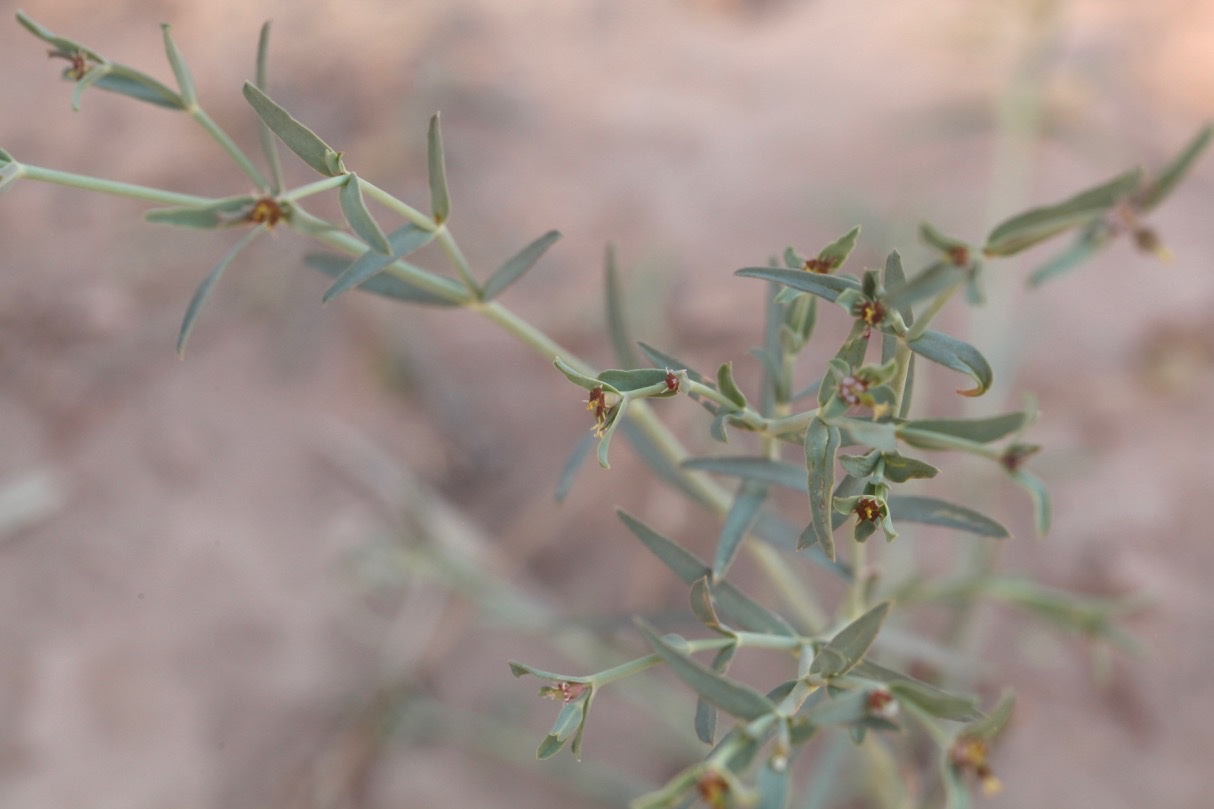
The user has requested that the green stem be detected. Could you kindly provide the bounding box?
[435,224,480,293]
[357,178,435,230]
[476,299,594,374]
[761,408,819,439]
[17,163,217,207]
[281,174,348,202]
[890,340,914,417]
[847,536,868,618]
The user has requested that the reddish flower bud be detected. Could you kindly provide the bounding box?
[948,244,970,267]
[853,497,885,523]
[866,688,899,720]
[803,257,838,274]
[696,772,731,809]
[247,197,285,227]
[951,736,1002,797]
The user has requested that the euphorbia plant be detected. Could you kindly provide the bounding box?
[2,11,1208,808]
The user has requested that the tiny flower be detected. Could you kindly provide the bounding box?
[696,771,731,809]
[854,298,886,331]
[538,680,587,703]
[838,374,869,406]
[834,492,898,542]
[948,244,971,267]
[1133,226,1173,262]
[664,369,679,393]
[585,385,617,438]
[48,48,94,81]
[951,735,1003,797]
[854,496,885,523]
[803,256,840,273]
[1000,442,1040,473]
[866,688,899,720]
[247,196,285,227]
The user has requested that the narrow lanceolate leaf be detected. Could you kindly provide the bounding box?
[736,267,861,302]
[160,24,196,107]
[146,196,258,229]
[305,252,465,307]
[618,510,794,636]
[553,357,609,392]
[427,112,451,223]
[598,367,676,393]
[1136,123,1213,212]
[1010,468,1051,536]
[907,330,992,397]
[886,496,1009,539]
[636,342,709,386]
[619,510,706,583]
[682,457,807,492]
[883,260,965,311]
[809,601,891,679]
[255,22,284,194]
[554,431,595,503]
[833,417,898,452]
[177,227,264,356]
[90,65,185,111]
[804,417,841,560]
[339,174,391,254]
[695,644,737,744]
[537,699,586,759]
[636,620,777,720]
[899,412,1028,446]
[919,222,970,256]
[713,481,767,579]
[964,691,1015,741]
[16,12,98,57]
[716,362,749,409]
[852,660,982,721]
[323,222,437,302]
[482,230,561,301]
[1028,225,1108,288]
[604,246,639,368]
[756,758,792,809]
[879,452,939,482]
[816,224,861,270]
[243,82,343,176]
[984,169,1142,256]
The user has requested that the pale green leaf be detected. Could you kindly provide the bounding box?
[984,169,1142,256]
[736,267,861,302]
[637,620,777,720]
[804,416,840,559]
[483,230,561,300]
[907,330,993,397]
[177,227,264,356]
[887,495,1009,538]
[322,223,436,302]
[427,112,450,223]
[305,252,464,307]
[338,173,391,254]
[713,481,767,579]
[810,601,891,678]
[243,82,342,176]
[160,24,196,107]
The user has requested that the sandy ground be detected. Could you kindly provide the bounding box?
[1,0,1213,807]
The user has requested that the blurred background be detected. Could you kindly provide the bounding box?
[1,0,1212,806]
